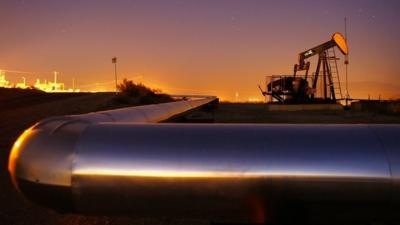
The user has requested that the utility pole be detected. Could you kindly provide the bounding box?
[54,71,58,84]
[112,57,118,94]
[344,17,350,107]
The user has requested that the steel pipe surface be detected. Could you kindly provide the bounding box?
[71,96,217,123]
[8,122,400,223]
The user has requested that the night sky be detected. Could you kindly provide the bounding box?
[1,0,400,100]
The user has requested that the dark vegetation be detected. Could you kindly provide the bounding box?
[113,78,173,105]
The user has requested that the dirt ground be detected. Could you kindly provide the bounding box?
[1,91,400,225]
[169,103,400,124]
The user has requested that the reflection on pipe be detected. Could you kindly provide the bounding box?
[73,168,389,179]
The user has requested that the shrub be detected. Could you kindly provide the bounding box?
[114,78,173,105]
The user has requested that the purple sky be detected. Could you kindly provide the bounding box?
[1,0,400,100]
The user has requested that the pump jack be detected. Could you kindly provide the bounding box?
[260,32,349,104]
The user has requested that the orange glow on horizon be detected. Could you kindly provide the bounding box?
[2,1,400,101]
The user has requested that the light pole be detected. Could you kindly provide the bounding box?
[112,57,118,94]
[54,71,58,84]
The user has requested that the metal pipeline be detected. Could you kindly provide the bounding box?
[8,111,400,223]
[7,94,400,223]
[9,96,217,186]
[63,96,217,123]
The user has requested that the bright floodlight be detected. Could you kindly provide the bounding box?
[332,32,348,55]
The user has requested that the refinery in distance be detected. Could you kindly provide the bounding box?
[0,69,79,93]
